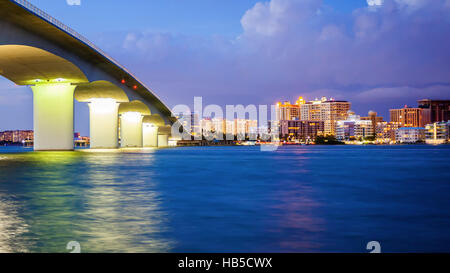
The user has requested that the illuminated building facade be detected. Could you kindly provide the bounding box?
[375,122,401,143]
[0,130,34,143]
[300,97,324,121]
[278,96,350,136]
[275,97,305,121]
[198,118,258,139]
[425,121,449,145]
[361,111,383,136]
[320,100,351,136]
[0,131,12,142]
[418,99,450,124]
[336,113,373,141]
[211,118,227,135]
[74,133,90,147]
[396,127,426,143]
[233,119,258,139]
[280,120,324,141]
[390,106,425,127]
[201,118,213,136]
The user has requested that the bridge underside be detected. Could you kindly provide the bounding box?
[0,45,171,150]
[0,45,88,85]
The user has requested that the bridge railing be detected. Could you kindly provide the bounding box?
[11,0,134,76]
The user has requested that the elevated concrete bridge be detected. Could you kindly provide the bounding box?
[0,0,176,150]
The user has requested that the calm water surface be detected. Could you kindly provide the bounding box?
[0,145,449,252]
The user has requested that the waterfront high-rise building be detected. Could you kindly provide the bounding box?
[390,106,425,127]
[361,111,383,137]
[275,97,305,121]
[424,121,449,145]
[298,97,351,136]
[418,99,450,124]
[233,119,258,139]
[396,127,426,143]
[336,112,374,141]
[199,118,258,140]
[299,97,324,121]
[320,100,351,136]
[375,122,401,143]
[280,120,324,141]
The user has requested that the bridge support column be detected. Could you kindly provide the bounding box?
[142,124,158,147]
[157,134,169,147]
[31,83,75,151]
[88,99,119,149]
[120,112,143,148]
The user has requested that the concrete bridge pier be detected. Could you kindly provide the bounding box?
[157,125,171,148]
[31,83,76,151]
[143,124,158,147]
[142,114,165,147]
[88,98,120,149]
[74,81,129,149]
[120,112,144,148]
[118,101,151,148]
[157,135,169,147]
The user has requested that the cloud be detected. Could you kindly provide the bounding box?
[367,0,384,6]
[66,0,81,6]
[356,85,450,101]
[95,0,450,117]
[240,0,321,36]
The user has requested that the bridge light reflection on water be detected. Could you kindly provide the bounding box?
[0,149,172,252]
[1,145,450,252]
[0,194,29,252]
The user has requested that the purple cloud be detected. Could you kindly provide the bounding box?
[96,0,450,119]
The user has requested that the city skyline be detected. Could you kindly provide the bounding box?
[1,0,450,136]
[3,97,447,145]
[0,93,447,133]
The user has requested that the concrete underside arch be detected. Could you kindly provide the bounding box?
[143,114,165,127]
[74,80,129,102]
[0,44,88,85]
[118,100,152,116]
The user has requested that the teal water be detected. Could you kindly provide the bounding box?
[0,145,449,253]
